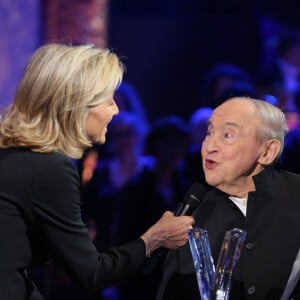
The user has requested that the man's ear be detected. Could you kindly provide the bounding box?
[258,139,281,166]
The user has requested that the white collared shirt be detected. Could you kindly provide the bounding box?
[229,196,248,216]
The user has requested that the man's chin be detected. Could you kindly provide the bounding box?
[205,177,219,188]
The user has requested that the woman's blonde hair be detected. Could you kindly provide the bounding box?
[0,43,124,159]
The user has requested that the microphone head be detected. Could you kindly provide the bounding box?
[182,182,207,213]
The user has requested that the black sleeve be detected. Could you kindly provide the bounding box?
[30,154,146,292]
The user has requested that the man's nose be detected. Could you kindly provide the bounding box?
[203,135,218,153]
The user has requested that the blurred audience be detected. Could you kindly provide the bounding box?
[188,107,213,152]
[184,107,212,186]
[280,86,300,173]
[255,25,300,112]
[218,80,256,104]
[200,62,253,108]
[280,128,300,174]
[114,81,150,143]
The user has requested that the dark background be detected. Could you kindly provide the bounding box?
[2,0,300,121]
[108,0,300,121]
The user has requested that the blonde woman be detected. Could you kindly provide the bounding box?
[0,43,194,300]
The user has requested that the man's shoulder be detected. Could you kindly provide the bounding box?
[277,168,300,183]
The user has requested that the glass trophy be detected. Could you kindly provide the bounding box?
[188,227,247,300]
[188,228,215,300]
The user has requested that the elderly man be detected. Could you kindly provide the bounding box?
[157,97,300,300]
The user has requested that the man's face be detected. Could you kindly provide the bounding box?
[201,99,265,193]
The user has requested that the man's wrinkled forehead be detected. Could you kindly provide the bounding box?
[214,99,256,119]
[207,119,240,129]
[208,99,258,130]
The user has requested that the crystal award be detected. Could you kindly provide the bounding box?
[188,227,247,300]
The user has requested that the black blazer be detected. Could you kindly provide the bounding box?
[0,148,146,300]
[157,166,300,300]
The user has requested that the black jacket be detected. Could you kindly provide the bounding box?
[157,166,300,300]
[0,148,146,300]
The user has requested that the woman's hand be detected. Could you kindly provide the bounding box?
[140,211,194,257]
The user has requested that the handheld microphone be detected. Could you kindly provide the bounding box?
[139,182,207,275]
[174,182,208,216]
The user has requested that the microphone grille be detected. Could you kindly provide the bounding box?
[183,182,207,209]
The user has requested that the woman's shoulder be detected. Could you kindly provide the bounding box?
[0,147,76,171]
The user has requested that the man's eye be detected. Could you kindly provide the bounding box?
[224,132,232,138]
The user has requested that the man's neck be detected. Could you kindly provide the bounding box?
[217,179,256,198]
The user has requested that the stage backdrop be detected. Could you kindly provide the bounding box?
[0,0,40,109]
